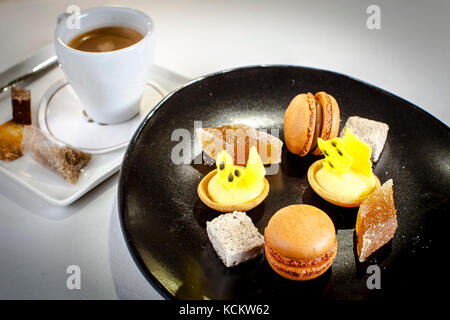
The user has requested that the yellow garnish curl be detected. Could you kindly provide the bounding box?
[318,128,373,177]
[343,128,373,177]
[215,146,266,190]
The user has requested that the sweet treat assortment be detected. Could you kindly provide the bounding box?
[197,90,397,279]
[0,87,91,184]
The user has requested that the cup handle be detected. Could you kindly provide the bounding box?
[57,5,81,28]
[56,12,70,26]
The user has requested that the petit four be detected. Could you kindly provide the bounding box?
[307,128,381,207]
[284,92,340,156]
[11,87,32,125]
[0,87,32,161]
[356,179,397,262]
[0,120,25,161]
[340,116,389,162]
[197,147,269,212]
[22,126,92,184]
[264,204,337,280]
[197,123,283,165]
[206,211,264,267]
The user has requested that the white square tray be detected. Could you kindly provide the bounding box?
[0,54,189,206]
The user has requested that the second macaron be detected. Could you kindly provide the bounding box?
[264,204,337,280]
[284,92,340,156]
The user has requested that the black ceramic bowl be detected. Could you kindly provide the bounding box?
[118,65,450,300]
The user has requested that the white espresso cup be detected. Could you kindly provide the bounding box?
[55,7,155,124]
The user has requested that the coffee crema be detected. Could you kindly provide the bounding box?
[68,26,144,52]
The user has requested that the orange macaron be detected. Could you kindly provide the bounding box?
[284,91,340,156]
[264,204,337,280]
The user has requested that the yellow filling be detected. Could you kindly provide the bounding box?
[315,128,376,200]
[316,166,376,200]
[208,173,264,205]
[207,147,266,205]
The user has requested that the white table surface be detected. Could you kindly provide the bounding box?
[0,0,448,299]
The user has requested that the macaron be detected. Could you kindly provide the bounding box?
[284,91,340,156]
[264,204,337,280]
[310,92,340,155]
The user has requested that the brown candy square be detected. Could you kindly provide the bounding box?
[11,87,32,125]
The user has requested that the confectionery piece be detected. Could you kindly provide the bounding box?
[284,91,340,156]
[11,87,32,125]
[0,120,25,161]
[197,123,283,165]
[284,93,316,156]
[356,179,397,262]
[307,129,380,207]
[340,116,389,162]
[317,134,353,175]
[198,146,269,212]
[0,87,33,161]
[206,211,264,267]
[310,92,341,155]
[21,126,92,184]
[264,204,337,280]
[320,128,373,177]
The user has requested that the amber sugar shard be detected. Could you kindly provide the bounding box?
[196,124,283,166]
[356,179,397,262]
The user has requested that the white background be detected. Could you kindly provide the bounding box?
[0,0,448,299]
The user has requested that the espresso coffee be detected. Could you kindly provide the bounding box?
[68,26,144,52]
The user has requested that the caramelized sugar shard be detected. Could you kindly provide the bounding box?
[0,120,25,161]
[196,124,283,166]
[356,179,397,262]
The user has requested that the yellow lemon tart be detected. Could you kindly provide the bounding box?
[307,128,380,207]
[197,146,269,212]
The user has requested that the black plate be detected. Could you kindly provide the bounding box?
[118,65,449,300]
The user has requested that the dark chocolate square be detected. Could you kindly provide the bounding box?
[11,87,32,125]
